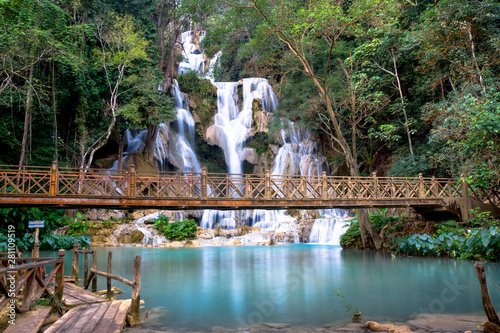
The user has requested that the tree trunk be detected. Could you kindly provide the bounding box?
[117,132,124,172]
[144,125,159,162]
[19,66,34,167]
[52,61,58,162]
[474,261,500,325]
[357,208,383,249]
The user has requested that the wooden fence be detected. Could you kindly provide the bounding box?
[0,163,498,209]
[0,250,65,312]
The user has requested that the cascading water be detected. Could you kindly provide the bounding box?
[116,27,351,244]
[178,30,206,75]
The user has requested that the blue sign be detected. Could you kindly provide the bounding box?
[28,220,45,228]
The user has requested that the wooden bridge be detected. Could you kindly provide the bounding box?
[0,163,499,219]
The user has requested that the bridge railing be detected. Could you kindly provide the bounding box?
[0,163,498,206]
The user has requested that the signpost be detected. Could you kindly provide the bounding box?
[29,220,45,258]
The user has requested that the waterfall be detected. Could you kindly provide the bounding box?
[115,27,350,244]
[308,219,351,245]
[178,30,206,75]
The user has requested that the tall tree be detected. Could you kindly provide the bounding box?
[224,0,400,248]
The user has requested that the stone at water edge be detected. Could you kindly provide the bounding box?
[364,321,414,333]
[96,286,124,296]
[228,239,241,245]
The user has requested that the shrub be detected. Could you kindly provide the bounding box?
[162,219,198,241]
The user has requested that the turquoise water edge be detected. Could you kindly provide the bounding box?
[50,245,500,331]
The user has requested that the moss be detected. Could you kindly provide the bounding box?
[244,132,271,155]
[195,130,227,173]
[177,71,217,130]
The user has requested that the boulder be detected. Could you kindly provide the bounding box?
[206,125,223,148]
[116,229,144,244]
[240,147,258,165]
[364,321,414,333]
[228,239,241,245]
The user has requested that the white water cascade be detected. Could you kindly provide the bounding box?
[116,28,350,244]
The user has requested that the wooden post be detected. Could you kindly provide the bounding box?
[129,164,136,198]
[83,252,89,288]
[55,249,65,301]
[92,251,97,292]
[188,173,193,198]
[461,173,469,199]
[431,176,437,197]
[265,170,271,200]
[201,167,207,199]
[419,173,425,198]
[244,174,250,198]
[72,241,79,283]
[32,227,39,258]
[131,255,142,323]
[372,172,379,198]
[49,160,58,196]
[21,266,36,311]
[474,262,500,325]
[107,251,112,300]
[347,177,353,198]
[322,171,327,200]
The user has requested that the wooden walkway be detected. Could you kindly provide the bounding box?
[45,300,131,333]
[0,163,498,213]
[4,306,51,333]
[62,283,107,307]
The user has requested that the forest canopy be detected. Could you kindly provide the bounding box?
[0,0,498,188]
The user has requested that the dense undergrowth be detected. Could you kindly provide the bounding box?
[340,209,500,261]
[152,215,198,241]
[0,208,91,252]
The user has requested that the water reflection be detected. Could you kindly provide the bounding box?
[43,245,500,331]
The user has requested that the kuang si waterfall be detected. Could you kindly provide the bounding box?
[115,28,351,245]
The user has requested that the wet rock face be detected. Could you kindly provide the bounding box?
[116,228,144,244]
[299,219,315,242]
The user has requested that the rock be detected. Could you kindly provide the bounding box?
[96,286,123,296]
[364,321,414,333]
[183,240,199,247]
[298,219,315,242]
[220,229,234,238]
[198,231,214,239]
[129,210,160,220]
[252,110,272,133]
[240,147,258,165]
[170,241,184,247]
[116,229,144,244]
[206,125,223,147]
[228,239,241,245]
[262,323,290,329]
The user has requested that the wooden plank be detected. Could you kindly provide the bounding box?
[62,294,82,306]
[64,283,107,304]
[4,306,51,333]
[80,302,112,333]
[93,300,125,333]
[70,303,105,332]
[44,305,90,333]
[109,299,132,333]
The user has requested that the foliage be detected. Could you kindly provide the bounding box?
[0,232,90,252]
[152,215,172,235]
[333,289,361,320]
[340,211,404,249]
[154,217,198,241]
[0,208,71,236]
[395,226,500,261]
[244,132,271,155]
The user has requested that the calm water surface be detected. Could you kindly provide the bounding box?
[55,245,500,331]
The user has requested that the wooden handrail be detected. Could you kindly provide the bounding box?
[83,250,142,323]
[0,163,498,209]
[0,250,65,312]
[89,268,133,287]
